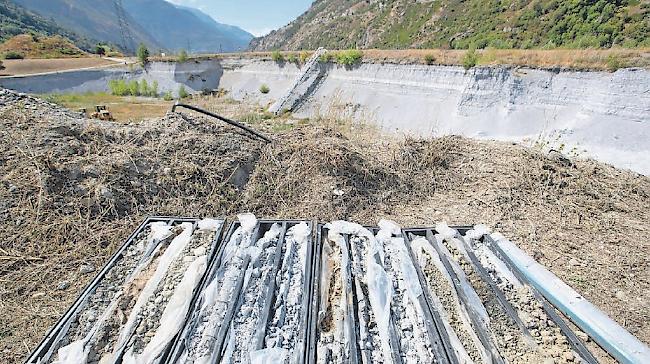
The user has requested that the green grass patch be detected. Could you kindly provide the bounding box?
[335,49,363,65]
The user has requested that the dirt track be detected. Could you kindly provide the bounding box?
[0,57,123,77]
[0,89,648,363]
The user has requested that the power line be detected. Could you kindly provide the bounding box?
[114,0,135,55]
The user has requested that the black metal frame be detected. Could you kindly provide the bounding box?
[25,216,224,364]
[26,219,600,364]
[403,228,505,364]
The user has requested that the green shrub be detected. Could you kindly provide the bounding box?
[286,53,298,64]
[336,49,363,66]
[177,49,188,62]
[163,91,173,101]
[424,54,436,65]
[259,84,270,94]
[318,52,334,63]
[462,48,479,70]
[271,50,284,62]
[178,85,189,99]
[139,79,150,96]
[3,51,24,60]
[606,54,622,72]
[128,80,139,96]
[137,43,149,66]
[108,79,159,97]
[108,79,129,96]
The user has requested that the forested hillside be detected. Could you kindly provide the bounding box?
[251,0,650,50]
[0,0,90,49]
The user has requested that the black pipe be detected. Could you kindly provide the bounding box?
[172,102,271,143]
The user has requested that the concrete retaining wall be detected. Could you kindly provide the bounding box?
[218,60,650,175]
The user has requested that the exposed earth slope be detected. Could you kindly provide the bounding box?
[251,0,650,50]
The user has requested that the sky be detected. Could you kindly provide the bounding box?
[165,0,313,37]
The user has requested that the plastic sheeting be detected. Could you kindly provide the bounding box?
[250,347,288,364]
[326,220,393,362]
[110,222,195,361]
[123,256,208,364]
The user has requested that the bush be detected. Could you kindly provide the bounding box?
[286,53,298,64]
[336,49,363,65]
[606,54,622,72]
[178,85,189,99]
[462,48,479,70]
[108,79,158,97]
[108,79,130,96]
[95,45,106,56]
[424,54,436,65]
[150,81,158,97]
[177,49,188,62]
[259,84,270,94]
[137,43,149,66]
[128,80,139,96]
[3,51,24,60]
[163,91,173,101]
[271,50,284,62]
[318,52,334,63]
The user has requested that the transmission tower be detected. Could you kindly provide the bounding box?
[114,0,135,55]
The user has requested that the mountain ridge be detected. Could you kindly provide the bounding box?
[9,0,253,54]
[251,0,650,51]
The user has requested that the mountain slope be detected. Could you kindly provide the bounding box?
[123,0,253,52]
[0,0,91,49]
[173,4,253,47]
[251,0,650,50]
[11,0,162,52]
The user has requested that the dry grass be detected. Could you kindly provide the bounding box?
[187,48,650,71]
[0,34,85,59]
[43,93,174,123]
[363,48,650,70]
[0,91,648,363]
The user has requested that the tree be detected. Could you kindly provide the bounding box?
[178,49,188,62]
[95,44,106,56]
[137,43,150,66]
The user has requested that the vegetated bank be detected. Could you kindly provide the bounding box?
[0,89,648,363]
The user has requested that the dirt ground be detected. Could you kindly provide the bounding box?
[0,89,648,363]
[0,57,122,77]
